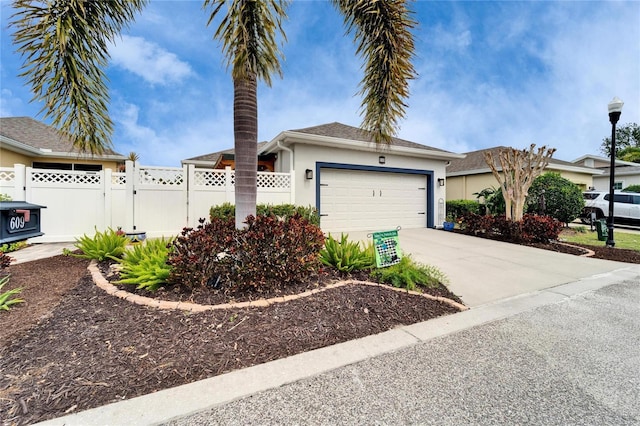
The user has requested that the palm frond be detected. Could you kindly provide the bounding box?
[10,0,148,155]
[205,0,288,85]
[333,0,417,144]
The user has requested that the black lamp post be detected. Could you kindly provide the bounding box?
[606,96,624,248]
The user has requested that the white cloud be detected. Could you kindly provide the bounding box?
[108,35,193,85]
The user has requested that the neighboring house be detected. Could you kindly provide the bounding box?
[184,122,464,232]
[572,154,640,191]
[0,117,126,170]
[446,146,602,201]
[183,142,276,171]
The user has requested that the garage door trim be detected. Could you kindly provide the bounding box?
[315,162,435,228]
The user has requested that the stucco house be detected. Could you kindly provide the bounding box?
[184,122,464,232]
[0,117,126,170]
[446,146,601,202]
[572,154,640,191]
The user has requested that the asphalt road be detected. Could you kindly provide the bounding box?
[166,279,640,426]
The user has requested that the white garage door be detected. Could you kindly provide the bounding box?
[319,168,427,233]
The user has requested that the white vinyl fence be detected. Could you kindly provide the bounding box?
[0,162,293,242]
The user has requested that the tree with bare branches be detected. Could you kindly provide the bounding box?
[483,144,556,221]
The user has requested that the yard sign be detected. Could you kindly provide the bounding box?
[372,229,402,268]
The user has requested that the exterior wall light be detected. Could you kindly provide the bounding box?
[305,169,313,180]
[379,156,386,164]
[438,178,445,187]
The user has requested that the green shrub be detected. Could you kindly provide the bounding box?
[116,238,174,291]
[474,187,505,215]
[0,194,11,201]
[371,256,448,291]
[623,184,640,193]
[71,227,129,261]
[320,233,375,273]
[526,173,584,224]
[169,215,325,292]
[0,241,28,254]
[209,202,236,221]
[209,203,320,226]
[446,200,480,220]
[0,275,24,311]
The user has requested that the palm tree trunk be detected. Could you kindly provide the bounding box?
[233,74,258,229]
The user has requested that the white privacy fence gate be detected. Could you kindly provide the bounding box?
[0,162,293,243]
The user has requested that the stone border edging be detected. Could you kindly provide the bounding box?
[555,242,595,257]
[88,261,468,313]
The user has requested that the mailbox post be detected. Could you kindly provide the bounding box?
[0,201,47,244]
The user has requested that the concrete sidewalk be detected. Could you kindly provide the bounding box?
[33,229,640,426]
[6,242,76,264]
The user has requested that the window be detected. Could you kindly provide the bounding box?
[613,182,623,190]
[33,162,102,171]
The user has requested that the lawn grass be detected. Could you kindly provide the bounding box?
[561,227,640,252]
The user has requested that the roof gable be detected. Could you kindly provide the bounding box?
[0,116,123,157]
[289,122,449,153]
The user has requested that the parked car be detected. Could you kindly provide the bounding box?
[580,191,640,225]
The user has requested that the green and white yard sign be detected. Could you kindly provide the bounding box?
[372,229,402,268]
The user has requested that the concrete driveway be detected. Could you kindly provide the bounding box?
[348,228,630,307]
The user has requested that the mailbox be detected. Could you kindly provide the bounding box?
[0,201,47,244]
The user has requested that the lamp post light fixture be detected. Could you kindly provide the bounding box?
[606,96,624,248]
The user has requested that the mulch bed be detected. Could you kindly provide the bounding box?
[1,235,637,425]
[0,256,461,426]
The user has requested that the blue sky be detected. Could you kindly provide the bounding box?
[1,0,639,166]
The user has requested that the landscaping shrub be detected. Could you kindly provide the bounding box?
[623,184,640,193]
[209,203,320,226]
[459,213,562,244]
[116,238,174,291]
[371,256,448,291]
[526,173,584,224]
[446,200,480,220]
[0,275,24,311]
[168,215,324,292]
[0,252,12,270]
[320,233,375,273]
[0,194,11,201]
[474,187,505,215]
[168,217,236,289]
[521,214,564,243]
[0,241,28,254]
[458,212,496,235]
[70,227,129,261]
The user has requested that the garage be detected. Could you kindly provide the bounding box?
[318,166,429,232]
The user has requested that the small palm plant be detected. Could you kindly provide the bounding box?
[0,275,24,311]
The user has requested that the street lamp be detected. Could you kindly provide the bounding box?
[606,96,624,248]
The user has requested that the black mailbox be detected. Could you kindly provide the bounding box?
[0,201,47,244]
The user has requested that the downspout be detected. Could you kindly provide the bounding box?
[276,140,295,204]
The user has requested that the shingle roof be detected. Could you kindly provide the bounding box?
[184,122,454,163]
[447,146,588,174]
[289,122,449,153]
[0,116,123,156]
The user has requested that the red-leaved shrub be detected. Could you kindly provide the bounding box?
[168,214,325,292]
[459,213,562,244]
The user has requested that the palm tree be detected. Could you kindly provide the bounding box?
[10,0,416,228]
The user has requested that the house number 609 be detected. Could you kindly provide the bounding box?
[9,216,25,230]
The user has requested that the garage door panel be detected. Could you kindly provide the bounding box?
[320,168,427,232]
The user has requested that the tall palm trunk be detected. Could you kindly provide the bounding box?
[233,74,258,229]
